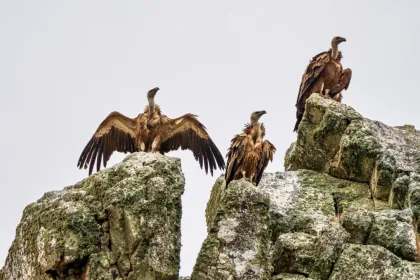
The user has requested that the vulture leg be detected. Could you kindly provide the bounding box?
[320,82,324,96]
[241,170,252,183]
[333,93,343,103]
[249,173,257,185]
[315,81,329,99]
[151,136,161,152]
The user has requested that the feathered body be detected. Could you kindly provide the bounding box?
[78,88,225,175]
[225,112,276,187]
[294,37,352,131]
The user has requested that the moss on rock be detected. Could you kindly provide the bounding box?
[0,152,184,280]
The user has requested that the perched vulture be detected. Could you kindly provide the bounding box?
[225,111,276,187]
[294,36,352,132]
[78,87,225,175]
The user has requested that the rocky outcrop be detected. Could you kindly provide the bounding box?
[192,94,420,280]
[3,94,420,280]
[194,171,420,279]
[285,94,420,210]
[0,152,184,280]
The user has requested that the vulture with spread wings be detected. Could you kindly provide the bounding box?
[225,111,276,187]
[78,87,225,175]
[294,36,352,132]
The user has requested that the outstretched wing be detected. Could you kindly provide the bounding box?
[160,114,225,175]
[296,51,331,106]
[77,111,138,175]
[255,140,276,186]
[225,134,252,187]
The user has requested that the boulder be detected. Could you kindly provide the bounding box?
[0,152,184,280]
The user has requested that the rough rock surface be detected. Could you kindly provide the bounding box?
[0,152,184,280]
[194,171,419,280]
[191,95,420,280]
[285,94,420,212]
[3,94,420,280]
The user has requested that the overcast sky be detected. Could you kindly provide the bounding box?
[1,0,420,276]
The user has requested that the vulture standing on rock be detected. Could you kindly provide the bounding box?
[225,111,276,187]
[77,87,225,175]
[294,36,352,132]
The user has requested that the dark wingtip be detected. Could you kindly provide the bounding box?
[77,138,95,170]
[210,139,226,171]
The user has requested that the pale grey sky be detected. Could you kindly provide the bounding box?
[1,0,419,276]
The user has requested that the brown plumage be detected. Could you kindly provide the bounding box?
[225,111,276,187]
[78,87,225,175]
[294,36,352,132]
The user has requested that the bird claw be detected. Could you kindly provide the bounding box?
[323,93,333,99]
[243,177,257,186]
[317,92,330,99]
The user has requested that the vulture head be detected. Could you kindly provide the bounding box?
[250,110,267,123]
[147,87,160,100]
[331,36,346,47]
[147,87,159,114]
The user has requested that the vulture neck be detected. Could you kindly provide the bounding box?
[331,44,340,60]
[148,98,155,116]
[251,121,262,142]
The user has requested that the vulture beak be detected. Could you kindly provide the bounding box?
[147,87,160,99]
[339,37,346,43]
[259,110,267,116]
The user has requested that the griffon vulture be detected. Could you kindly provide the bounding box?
[294,36,352,132]
[225,111,276,187]
[77,87,225,175]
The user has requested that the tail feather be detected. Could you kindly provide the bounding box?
[293,113,303,132]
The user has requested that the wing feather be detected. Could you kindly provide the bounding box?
[255,140,276,186]
[296,51,331,106]
[160,114,225,175]
[225,134,251,187]
[78,111,139,175]
[330,68,352,97]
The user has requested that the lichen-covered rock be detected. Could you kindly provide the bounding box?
[189,95,420,280]
[340,207,418,262]
[272,232,317,275]
[4,94,420,280]
[329,244,420,280]
[194,170,409,280]
[285,94,420,205]
[340,209,373,244]
[0,152,184,280]
[205,176,225,233]
[192,179,272,280]
[272,273,314,280]
[196,169,420,278]
[366,209,417,261]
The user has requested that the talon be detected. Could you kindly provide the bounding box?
[318,93,330,99]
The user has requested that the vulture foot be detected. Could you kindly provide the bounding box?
[318,92,331,99]
[243,177,252,183]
